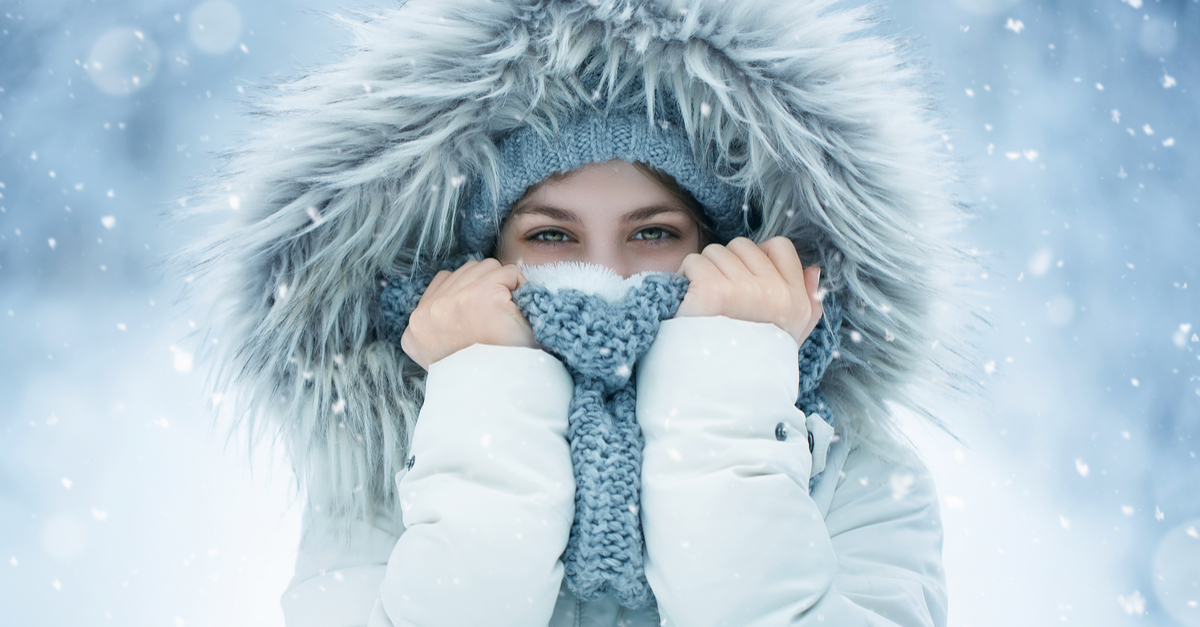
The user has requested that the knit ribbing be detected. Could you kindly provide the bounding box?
[459,111,746,253]
[379,262,842,610]
[514,272,687,608]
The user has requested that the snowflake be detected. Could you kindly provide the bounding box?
[1117,591,1146,615]
[890,473,914,500]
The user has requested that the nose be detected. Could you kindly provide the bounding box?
[579,242,631,278]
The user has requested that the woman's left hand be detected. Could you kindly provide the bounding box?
[675,236,824,347]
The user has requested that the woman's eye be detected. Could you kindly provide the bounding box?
[532,230,569,243]
[633,227,670,241]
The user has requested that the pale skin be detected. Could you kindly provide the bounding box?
[400,160,825,369]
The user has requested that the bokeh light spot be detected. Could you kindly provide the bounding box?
[86,28,161,96]
[189,1,244,55]
[1153,519,1200,626]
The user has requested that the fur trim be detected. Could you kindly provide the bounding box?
[521,262,651,301]
[184,0,983,530]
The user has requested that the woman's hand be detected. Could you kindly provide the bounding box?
[400,259,535,370]
[675,236,823,347]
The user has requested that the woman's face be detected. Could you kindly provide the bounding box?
[495,160,703,278]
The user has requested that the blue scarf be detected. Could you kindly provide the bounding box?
[380,262,842,610]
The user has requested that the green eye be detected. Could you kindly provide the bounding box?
[533,230,568,243]
[634,227,667,241]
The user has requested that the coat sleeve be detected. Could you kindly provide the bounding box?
[367,343,577,627]
[637,316,947,627]
[280,505,400,627]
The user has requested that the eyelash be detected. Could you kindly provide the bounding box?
[527,229,573,245]
[526,226,680,246]
[630,227,675,242]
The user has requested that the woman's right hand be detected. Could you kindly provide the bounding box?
[400,259,535,370]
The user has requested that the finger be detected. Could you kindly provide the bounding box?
[726,237,778,278]
[676,253,726,317]
[700,242,755,283]
[422,269,454,300]
[440,258,500,294]
[760,237,806,288]
[798,302,824,345]
[797,266,824,342]
[484,263,527,293]
[804,265,822,300]
[430,259,477,295]
[677,251,722,283]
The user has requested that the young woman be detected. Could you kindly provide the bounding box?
[194,1,980,625]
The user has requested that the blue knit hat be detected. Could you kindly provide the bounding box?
[459,110,747,253]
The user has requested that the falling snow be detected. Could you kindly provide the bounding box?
[1118,590,1147,615]
[0,2,1195,627]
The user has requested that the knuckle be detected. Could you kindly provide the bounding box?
[771,239,796,257]
[679,252,707,275]
[727,237,752,251]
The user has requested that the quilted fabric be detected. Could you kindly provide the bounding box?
[380,262,842,609]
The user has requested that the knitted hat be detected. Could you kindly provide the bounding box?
[459,110,747,253]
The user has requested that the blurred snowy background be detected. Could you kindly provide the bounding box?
[1,0,1196,625]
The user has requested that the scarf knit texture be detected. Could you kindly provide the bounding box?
[380,263,842,610]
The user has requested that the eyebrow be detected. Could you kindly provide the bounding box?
[619,205,688,224]
[509,204,687,224]
[509,205,580,223]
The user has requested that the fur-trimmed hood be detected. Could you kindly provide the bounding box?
[188,0,981,529]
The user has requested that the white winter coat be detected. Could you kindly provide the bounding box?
[188,1,980,625]
[280,317,946,627]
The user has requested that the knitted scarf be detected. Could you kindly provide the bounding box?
[380,261,842,610]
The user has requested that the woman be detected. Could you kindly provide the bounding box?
[193,1,980,625]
